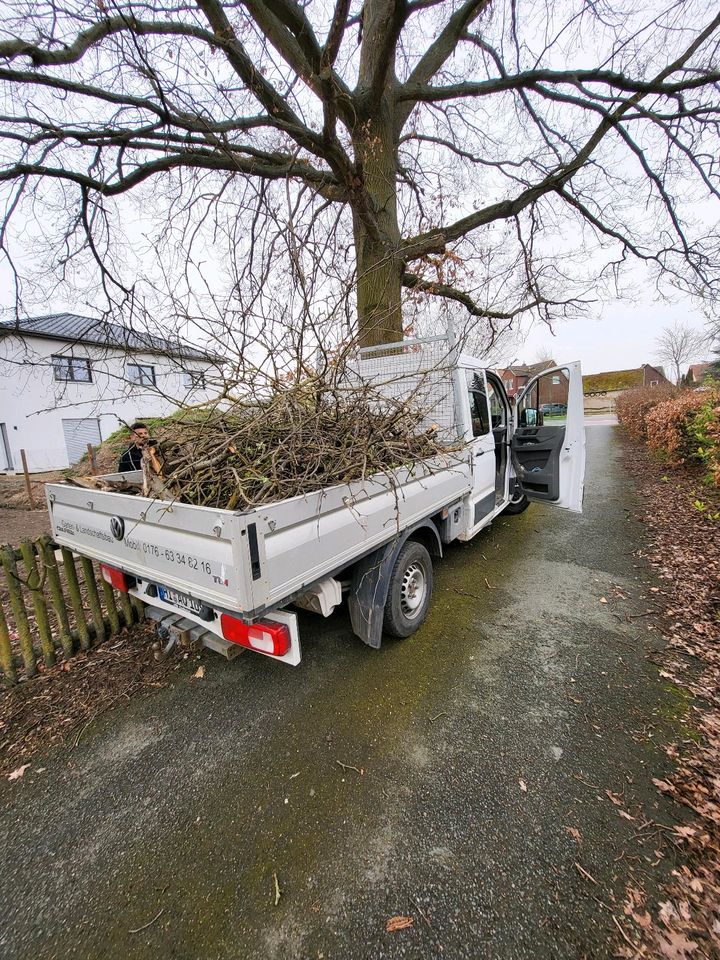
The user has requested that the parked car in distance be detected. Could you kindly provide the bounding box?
[540,402,568,417]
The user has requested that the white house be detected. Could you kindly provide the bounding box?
[0,313,218,472]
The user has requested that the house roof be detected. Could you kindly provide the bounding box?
[688,362,712,381]
[0,313,214,362]
[499,360,555,378]
[583,368,643,395]
[643,363,668,382]
[583,363,671,395]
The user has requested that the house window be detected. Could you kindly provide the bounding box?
[552,375,560,385]
[183,370,206,390]
[52,355,92,383]
[649,380,658,387]
[505,379,513,391]
[127,363,156,386]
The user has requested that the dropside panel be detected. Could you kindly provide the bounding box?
[46,484,255,611]
[257,455,471,610]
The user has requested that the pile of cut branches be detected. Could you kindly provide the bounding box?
[133,381,455,510]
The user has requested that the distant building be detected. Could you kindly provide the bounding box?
[0,313,219,472]
[687,362,712,384]
[497,360,556,398]
[582,363,671,412]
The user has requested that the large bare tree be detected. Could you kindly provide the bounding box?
[1,0,720,348]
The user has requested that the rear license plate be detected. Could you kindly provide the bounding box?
[158,586,212,620]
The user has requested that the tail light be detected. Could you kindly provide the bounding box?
[220,614,291,657]
[100,563,134,593]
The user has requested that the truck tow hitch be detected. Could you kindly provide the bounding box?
[145,606,243,661]
[152,622,178,661]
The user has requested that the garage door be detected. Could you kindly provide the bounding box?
[62,418,102,465]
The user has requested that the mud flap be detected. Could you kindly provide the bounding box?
[348,521,442,649]
[348,542,397,649]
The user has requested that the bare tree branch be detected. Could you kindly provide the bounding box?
[402,270,584,320]
[0,0,719,348]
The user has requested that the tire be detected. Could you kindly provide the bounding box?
[383,540,434,638]
[503,490,531,515]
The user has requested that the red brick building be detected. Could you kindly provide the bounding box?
[687,362,712,384]
[497,360,556,398]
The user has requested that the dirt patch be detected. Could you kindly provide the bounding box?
[0,622,177,779]
[0,470,65,511]
[616,438,720,958]
[0,507,51,543]
[0,471,58,544]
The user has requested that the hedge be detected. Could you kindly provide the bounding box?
[617,385,720,486]
[615,386,676,441]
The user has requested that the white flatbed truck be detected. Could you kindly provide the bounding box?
[46,335,586,665]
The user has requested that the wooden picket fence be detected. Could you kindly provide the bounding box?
[0,537,144,685]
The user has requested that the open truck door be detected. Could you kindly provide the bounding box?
[511,362,585,513]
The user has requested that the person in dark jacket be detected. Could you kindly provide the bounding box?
[118,422,150,472]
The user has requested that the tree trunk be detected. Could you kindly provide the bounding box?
[353,103,403,348]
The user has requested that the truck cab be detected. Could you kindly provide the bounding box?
[457,357,585,537]
[356,337,585,538]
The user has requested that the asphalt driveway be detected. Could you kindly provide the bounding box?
[0,425,681,959]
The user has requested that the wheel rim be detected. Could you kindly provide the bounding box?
[510,489,524,504]
[400,561,427,620]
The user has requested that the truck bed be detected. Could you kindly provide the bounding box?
[47,453,471,619]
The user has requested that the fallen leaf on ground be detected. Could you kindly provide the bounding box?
[8,764,30,781]
[519,779,527,792]
[657,931,698,959]
[564,826,582,844]
[192,666,205,679]
[386,916,413,932]
[652,778,674,793]
[673,826,696,842]
[659,901,680,926]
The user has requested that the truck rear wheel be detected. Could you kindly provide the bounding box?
[383,541,433,638]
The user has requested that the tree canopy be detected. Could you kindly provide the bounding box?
[1,0,719,351]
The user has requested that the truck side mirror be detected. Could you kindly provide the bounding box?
[520,408,543,427]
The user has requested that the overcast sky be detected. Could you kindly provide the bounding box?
[518,292,711,375]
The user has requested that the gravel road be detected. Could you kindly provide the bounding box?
[0,425,682,959]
